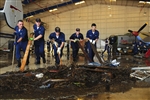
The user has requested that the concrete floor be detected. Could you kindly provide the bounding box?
[0,50,150,100]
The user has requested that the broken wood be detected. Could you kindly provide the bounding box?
[90,43,105,63]
[75,67,108,72]
[20,33,34,72]
[77,41,92,62]
[43,79,69,84]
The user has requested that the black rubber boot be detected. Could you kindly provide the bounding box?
[16,60,21,68]
[43,57,46,63]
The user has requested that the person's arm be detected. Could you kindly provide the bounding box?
[60,34,65,49]
[34,35,42,41]
[70,34,75,42]
[17,28,27,43]
[86,31,91,41]
[80,33,84,41]
[95,31,99,42]
[34,26,45,41]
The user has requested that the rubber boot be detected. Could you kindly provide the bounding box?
[16,60,21,68]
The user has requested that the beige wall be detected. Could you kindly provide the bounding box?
[41,4,149,40]
[0,4,150,41]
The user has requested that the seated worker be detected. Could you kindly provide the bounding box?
[102,38,110,56]
[49,27,65,66]
[70,28,84,62]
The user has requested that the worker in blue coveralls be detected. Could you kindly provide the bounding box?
[14,20,29,67]
[70,28,84,62]
[102,38,110,56]
[86,23,99,62]
[49,27,65,66]
[30,18,46,64]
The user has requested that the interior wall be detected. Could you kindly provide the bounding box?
[0,4,150,41]
[38,4,149,40]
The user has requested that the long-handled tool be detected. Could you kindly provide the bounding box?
[20,33,34,72]
[12,35,16,70]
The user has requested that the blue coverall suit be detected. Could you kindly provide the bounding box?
[33,24,45,63]
[70,33,84,61]
[86,30,99,62]
[14,26,29,64]
[49,32,65,64]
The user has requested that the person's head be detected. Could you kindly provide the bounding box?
[55,27,61,36]
[17,20,24,29]
[76,28,80,35]
[91,23,96,31]
[35,18,41,27]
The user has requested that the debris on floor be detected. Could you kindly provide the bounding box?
[130,70,150,81]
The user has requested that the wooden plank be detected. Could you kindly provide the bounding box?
[77,40,92,62]
[43,79,69,84]
[90,43,104,63]
[20,33,34,72]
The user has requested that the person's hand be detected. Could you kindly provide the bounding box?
[57,47,61,55]
[29,38,34,41]
[89,39,92,43]
[74,39,79,42]
[14,42,17,45]
[92,40,96,44]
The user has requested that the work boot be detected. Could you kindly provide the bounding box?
[16,60,21,68]
[43,58,46,63]
[26,60,29,65]
[35,61,40,65]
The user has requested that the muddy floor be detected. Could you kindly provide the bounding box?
[0,52,150,99]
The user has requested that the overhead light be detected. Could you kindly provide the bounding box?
[139,1,150,4]
[26,15,34,18]
[146,1,150,4]
[75,1,85,5]
[139,1,145,3]
[110,0,116,2]
[49,8,58,12]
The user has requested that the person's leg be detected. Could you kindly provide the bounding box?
[15,44,21,67]
[87,42,94,62]
[71,42,76,61]
[35,45,40,64]
[53,45,60,65]
[39,42,46,63]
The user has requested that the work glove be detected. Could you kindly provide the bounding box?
[57,47,61,55]
[92,40,96,44]
[29,38,34,41]
[89,39,92,43]
[74,39,79,42]
[14,42,17,45]
[138,48,140,50]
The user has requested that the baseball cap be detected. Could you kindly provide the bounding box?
[35,18,41,22]
[55,27,61,32]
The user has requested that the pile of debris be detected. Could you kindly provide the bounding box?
[130,66,150,81]
[0,64,139,99]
